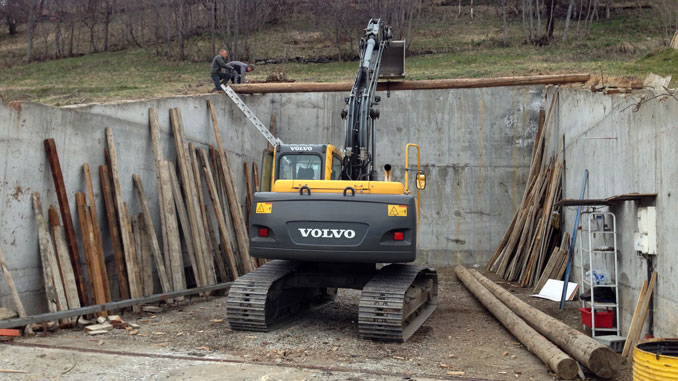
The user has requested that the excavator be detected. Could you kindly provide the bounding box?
[225,19,438,342]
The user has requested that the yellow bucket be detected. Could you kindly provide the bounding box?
[634,339,678,380]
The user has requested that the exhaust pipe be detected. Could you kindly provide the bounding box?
[384,164,392,182]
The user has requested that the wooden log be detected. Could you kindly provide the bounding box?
[189,144,217,285]
[43,139,88,305]
[624,271,658,360]
[455,266,577,379]
[106,128,142,301]
[169,108,208,287]
[197,149,230,282]
[469,269,621,378]
[132,174,171,293]
[621,279,649,358]
[98,165,129,300]
[168,162,200,287]
[75,193,107,316]
[207,100,253,274]
[83,164,111,302]
[32,193,59,314]
[199,149,240,279]
[230,74,591,94]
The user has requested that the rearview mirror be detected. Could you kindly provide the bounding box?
[416,172,426,190]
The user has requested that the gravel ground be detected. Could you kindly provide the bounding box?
[0,267,632,380]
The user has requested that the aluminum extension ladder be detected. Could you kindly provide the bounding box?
[220,84,283,147]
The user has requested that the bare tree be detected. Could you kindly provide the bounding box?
[26,0,45,61]
[103,0,114,51]
[81,0,100,53]
[1,0,24,36]
[502,0,509,46]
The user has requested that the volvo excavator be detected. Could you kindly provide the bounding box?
[225,19,438,342]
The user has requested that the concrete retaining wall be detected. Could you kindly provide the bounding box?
[0,86,542,313]
[550,87,678,338]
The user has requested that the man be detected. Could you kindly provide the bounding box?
[227,61,255,84]
[210,49,236,91]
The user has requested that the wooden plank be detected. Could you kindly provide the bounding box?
[199,148,239,279]
[0,246,30,321]
[106,128,142,302]
[207,100,253,274]
[197,150,229,281]
[133,174,171,293]
[253,162,260,193]
[98,165,129,300]
[169,108,208,287]
[131,215,144,294]
[148,107,173,289]
[167,162,200,287]
[140,217,155,295]
[32,193,59,314]
[75,193,107,316]
[43,139,88,306]
[49,213,80,310]
[244,161,253,229]
[159,161,184,292]
[533,246,563,293]
[621,280,649,358]
[189,144,217,285]
[625,271,658,360]
[83,164,111,303]
[122,203,142,310]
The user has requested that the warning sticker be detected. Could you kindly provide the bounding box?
[388,204,408,217]
[256,202,273,214]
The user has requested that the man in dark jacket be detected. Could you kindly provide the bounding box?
[210,49,235,91]
[227,61,256,84]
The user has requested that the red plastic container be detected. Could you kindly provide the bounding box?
[579,307,614,328]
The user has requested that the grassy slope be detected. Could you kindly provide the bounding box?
[0,6,674,106]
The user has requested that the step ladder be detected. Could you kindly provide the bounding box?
[221,84,283,147]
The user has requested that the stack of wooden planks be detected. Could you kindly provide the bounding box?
[26,103,260,322]
[486,93,566,288]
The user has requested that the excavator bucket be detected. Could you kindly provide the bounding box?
[379,40,406,79]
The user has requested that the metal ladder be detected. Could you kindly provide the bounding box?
[221,84,283,147]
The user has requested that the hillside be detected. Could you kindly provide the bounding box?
[0,3,675,106]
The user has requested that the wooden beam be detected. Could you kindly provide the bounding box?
[43,139,88,306]
[106,128,142,302]
[132,174,171,293]
[207,100,253,274]
[169,108,208,287]
[199,149,239,279]
[189,144,217,285]
[621,280,649,358]
[0,247,30,321]
[167,162,200,286]
[230,74,591,94]
[75,193,107,316]
[31,193,58,314]
[624,271,658,360]
[98,165,129,300]
[83,164,111,302]
[244,162,253,228]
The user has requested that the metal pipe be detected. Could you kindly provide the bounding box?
[0,282,232,329]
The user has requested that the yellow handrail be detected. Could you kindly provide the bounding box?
[405,143,421,225]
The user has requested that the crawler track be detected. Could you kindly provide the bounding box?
[358,265,438,342]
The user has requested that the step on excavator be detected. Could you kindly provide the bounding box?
[224,19,438,342]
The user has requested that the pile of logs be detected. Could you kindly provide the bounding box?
[486,93,566,288]
[28,100,260,319]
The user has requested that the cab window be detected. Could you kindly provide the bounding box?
[278,154,322,180]
[331,155,342,180]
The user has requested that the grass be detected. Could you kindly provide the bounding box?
[0,6,675,106]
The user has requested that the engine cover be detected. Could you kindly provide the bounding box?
[249,192,417,263]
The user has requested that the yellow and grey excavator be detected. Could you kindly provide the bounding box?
[224,19,438,342]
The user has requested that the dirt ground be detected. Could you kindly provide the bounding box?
[0,268,632,380]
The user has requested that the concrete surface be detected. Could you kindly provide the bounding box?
[0,86,541,313]
[549,86,678,338]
